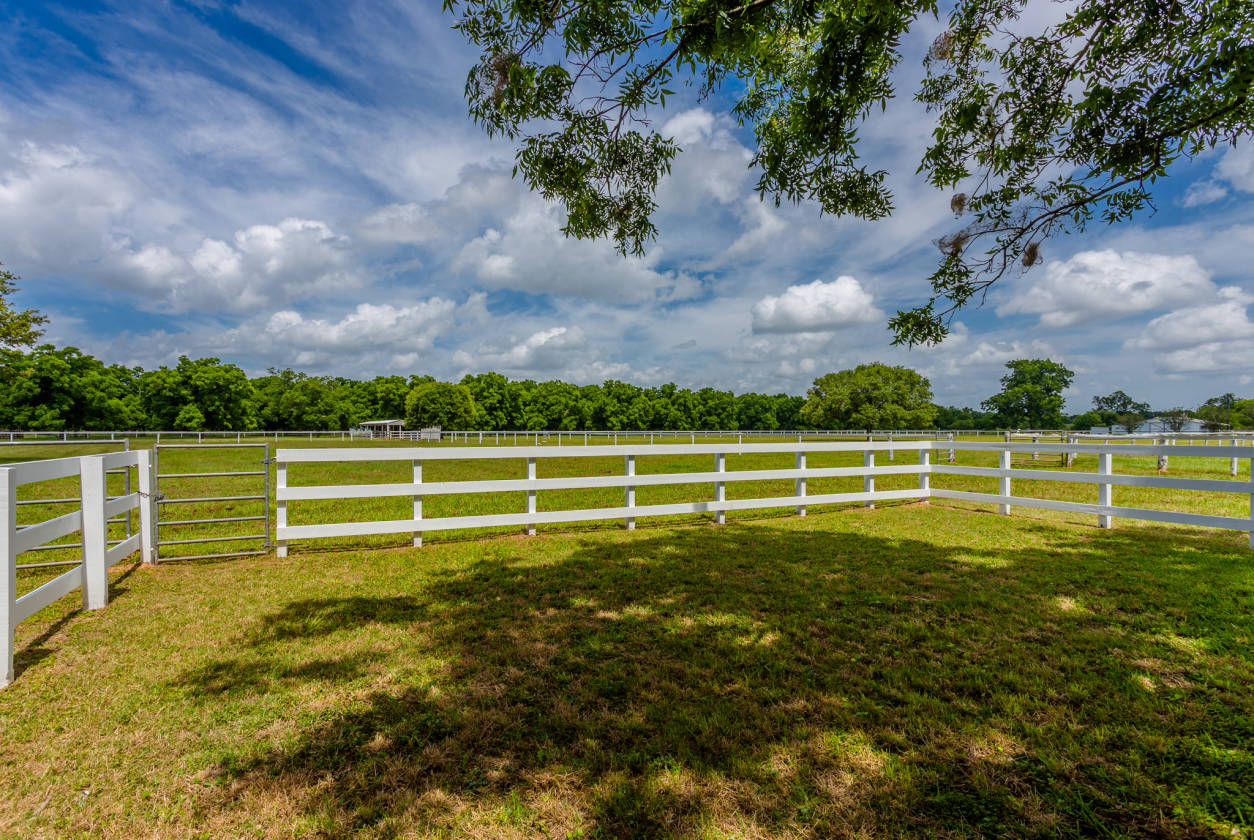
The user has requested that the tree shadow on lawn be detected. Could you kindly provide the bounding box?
[184,521,1254,839]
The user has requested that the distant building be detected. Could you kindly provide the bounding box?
[356,419,404,438]
[1091,417,1209,434]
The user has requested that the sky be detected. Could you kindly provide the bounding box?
[1,0,1253,411]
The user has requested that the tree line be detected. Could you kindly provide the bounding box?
[2,343,1251,433]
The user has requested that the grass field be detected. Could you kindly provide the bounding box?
[1,504,1252,838]
[2,437,1252,837]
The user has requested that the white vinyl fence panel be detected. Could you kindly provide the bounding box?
[1,451,153,686]
[275,440,1254,554]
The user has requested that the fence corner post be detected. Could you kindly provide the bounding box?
[527,457,537,536]
[998,449,1011,515]
[1098,451,1113,529]
[275,459,288,558]
[714,452,726,525]
[863,448,875,509]
[1,467,16,687]
[412,459,423,548]
[918,448,930,502]
[624,454,635,531]
[137,449,155,564]
[80,455,109,611]
[795,450,807,517]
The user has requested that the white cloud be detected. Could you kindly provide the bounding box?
[1215,143,1254,193]
[109,216,362,312]
[262,298,458,354]
[997,250,1215,327]
[1122,287,1254,373]
[452,199,701,303]
[751,276,882,333]
[1181,179,1228,207]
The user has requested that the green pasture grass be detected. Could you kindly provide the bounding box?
[2,504,1252,838]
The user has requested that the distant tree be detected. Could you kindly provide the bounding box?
[982,360,1074,428]
[405,381,478,430]
[734,392,779,431]
[139,357,258,431]
[172,404,206,431]
[0,345,145,430]
[0,264,48,348]
[1091,390,1150,432]
[1196,393,1237,431]
[801,363,936,432]
[1234,399,1254,430]
[1067,410,1106,431]
[1160,408,1192,432]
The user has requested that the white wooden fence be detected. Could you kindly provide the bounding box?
[274,439,1254,555]
[1,451,154,686]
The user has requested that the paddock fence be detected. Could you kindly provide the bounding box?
[274,439,1254,555]
[1,450,154,686]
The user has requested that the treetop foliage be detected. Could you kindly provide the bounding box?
[0,265,48,349]
[445,0,1254,344]
[981,358,1074,428]
[800,362,938,431]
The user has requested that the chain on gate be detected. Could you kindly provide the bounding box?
[153,443,272,561]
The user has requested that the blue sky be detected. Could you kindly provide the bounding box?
[2,0,1253,411]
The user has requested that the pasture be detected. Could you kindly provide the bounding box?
[1,437,1252,838]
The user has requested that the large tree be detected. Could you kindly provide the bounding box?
[800,363,937,431]
[405,381,479,430]
[981,359,1073,428]
[445,0,1254,344]
[0,264,48,348]
[1092,389,1150,433]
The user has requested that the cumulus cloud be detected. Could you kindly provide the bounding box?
[997,250,1215,327]
[1122,287,1254,373]
[452,200,702,303]
[108,216,362,312]
[751,276,881,333]
[450,325,633,382]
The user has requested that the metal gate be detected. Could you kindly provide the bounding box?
[153,443,271,561]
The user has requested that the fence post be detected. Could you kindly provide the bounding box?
[412,460,423,548]
[998,449,1011,515]
[863,449,875,509]
[1,467,16,686]
[1248,454,1253,549]
[276,459,288,558]
[948,433,955,464]
[1099,451,1113,529]
[80,455,109,611]
[624,455,635,531]
[1158,438,1169,472]
[1230,439,1238,477]
[795,451,806,516]
[527,457,537,536]
[887,433,894,461]
[137,449,155,564]
[715,452,726,525]
[918,448,929,500]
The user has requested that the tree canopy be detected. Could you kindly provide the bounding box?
[0,265,48,348]
[446,0,1254,344]
[800,363,937,431]
[981,359,1074,428]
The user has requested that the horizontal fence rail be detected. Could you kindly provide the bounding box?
[2,451,154,686]
[275,440,1254,555]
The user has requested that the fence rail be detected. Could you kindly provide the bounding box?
[1,451,153,686]
[274,440,1254,555]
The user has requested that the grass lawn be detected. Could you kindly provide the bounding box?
[2,503,1252,838]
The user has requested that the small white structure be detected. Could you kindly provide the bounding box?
[356,419,404,438]
[1141,416,1209,433]
[420,426,441,442]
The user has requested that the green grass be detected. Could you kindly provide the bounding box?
[2,504,1253,838]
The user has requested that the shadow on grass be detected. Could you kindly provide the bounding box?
[183,520,1254,838]
[14,561,143,679]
